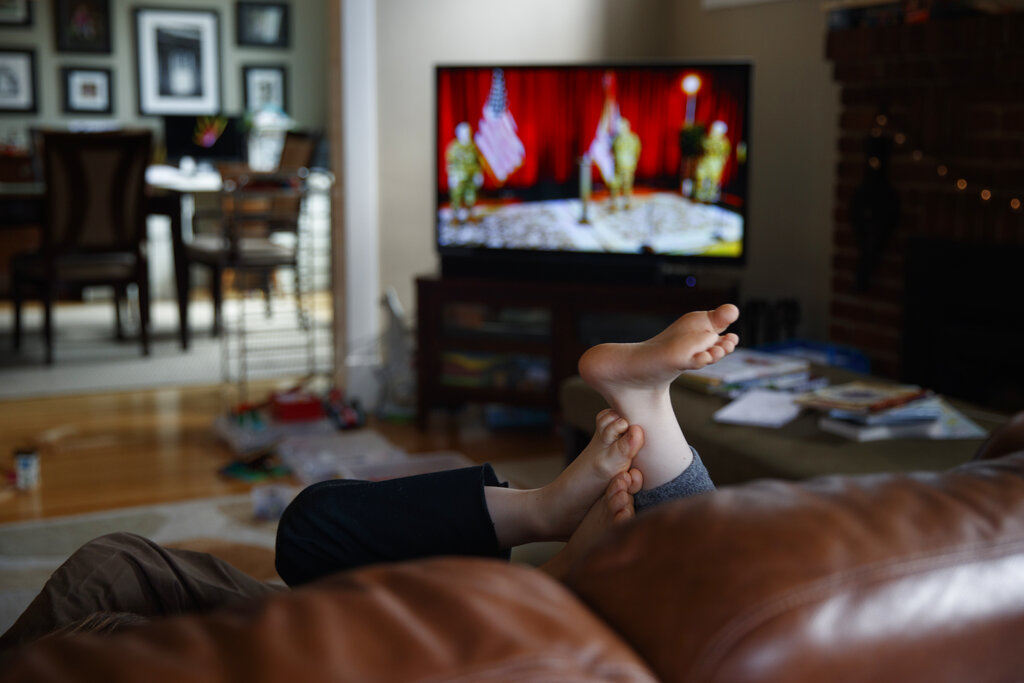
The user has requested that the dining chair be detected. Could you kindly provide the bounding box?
[11,130,153,364]
[182,171,309,340]
[176,131,317,343]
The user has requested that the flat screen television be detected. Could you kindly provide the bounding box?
[163,115,246,163]
[435,61,751,283]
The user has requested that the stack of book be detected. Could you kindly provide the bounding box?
[678,348,817,398]
[796,382,984,442]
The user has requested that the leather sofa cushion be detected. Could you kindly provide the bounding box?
[564,452,1024,683]
[5,557,656,682]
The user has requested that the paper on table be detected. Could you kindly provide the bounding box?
[713,389,803,428]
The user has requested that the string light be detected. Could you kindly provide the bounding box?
[867,111,1021,218]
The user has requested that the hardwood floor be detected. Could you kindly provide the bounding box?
[0,383,565,524]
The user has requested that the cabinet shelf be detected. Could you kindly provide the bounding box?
[416,274,739,429]
[437,336,551,354]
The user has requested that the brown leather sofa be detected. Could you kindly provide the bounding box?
[5,423,1024,682]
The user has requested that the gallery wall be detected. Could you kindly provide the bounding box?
[0,0,327,148]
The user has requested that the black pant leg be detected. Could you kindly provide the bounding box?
[275,464,509,586]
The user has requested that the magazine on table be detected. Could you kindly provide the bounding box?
[795,381,930,414]
[678,348,810,392]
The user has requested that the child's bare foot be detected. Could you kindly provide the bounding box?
[483,409,643,548]
[540,469,642,580]
[537,409,644,540]
[578,304,739,394]
[577,304,739,490]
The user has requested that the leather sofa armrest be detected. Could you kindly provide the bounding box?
[5,557,656,682]
[973,410,1024,461]
[565,453,1024,683]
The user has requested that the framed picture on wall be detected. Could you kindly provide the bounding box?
[134,8,221,116]
[0,49,37,113]
[236,2,289,48]
[0,0,32,27]
[61,66,113,114]
[243,65,287,113]
[54,0,112,53]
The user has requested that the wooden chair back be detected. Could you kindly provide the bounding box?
[40,130,152,257]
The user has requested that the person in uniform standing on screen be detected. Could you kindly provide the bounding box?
[611,118,641,210]
[694,120,730,203]
[446,122,484,224]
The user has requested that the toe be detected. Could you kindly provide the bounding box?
[710,304,740,331]
[608,489,631,512]
[615,425,644,459]
[606,471,630,496]
[595,408,620,433]
[601,417,629,444]
[627,467,643,494]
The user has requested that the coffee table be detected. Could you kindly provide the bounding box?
[559,365,1008,485]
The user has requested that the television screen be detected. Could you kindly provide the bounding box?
[163,115,246,163]
[435,62,751,279]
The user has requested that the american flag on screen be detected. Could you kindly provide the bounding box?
[474,69,524,184]
[589,72,621,186]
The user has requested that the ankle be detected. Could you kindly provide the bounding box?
[533,484,573,541]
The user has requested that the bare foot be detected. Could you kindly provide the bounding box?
[537,409,644,540]
[578,304,740,394]
[483,409,643,548]
[540,469,641,580]
[577,304,739,489]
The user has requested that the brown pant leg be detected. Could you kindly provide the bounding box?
[0,532,283,654]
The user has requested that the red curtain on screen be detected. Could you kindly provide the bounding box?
[436,66,747,194]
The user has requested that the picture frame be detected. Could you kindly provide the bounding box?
[54,0,111,53]
[242,64,287,113]
[0,48,37,113]
[236,2,289,48]
[0,0,32,27]
[61,66,113,114]
[134,7,221,116]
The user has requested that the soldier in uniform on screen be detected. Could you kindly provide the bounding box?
[694,120,730,203]
[446,122,484,223]
[610,118,641,210]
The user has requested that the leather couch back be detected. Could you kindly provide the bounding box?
[565,453,1024,683]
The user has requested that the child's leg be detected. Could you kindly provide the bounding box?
[578,304,739,492]
[275,410,642,586]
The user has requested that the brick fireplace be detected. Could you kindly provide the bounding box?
[826,15,1024,412]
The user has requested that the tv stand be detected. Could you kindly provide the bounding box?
[415,274,739,429]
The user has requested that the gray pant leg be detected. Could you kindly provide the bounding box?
[633,446,715,511]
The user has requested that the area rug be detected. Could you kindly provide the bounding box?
[0,299,332,400]
[0,455,564,636]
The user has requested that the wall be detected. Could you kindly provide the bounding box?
[0,0,327,143]
[375,0,677,323]
[667,0,839,342]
